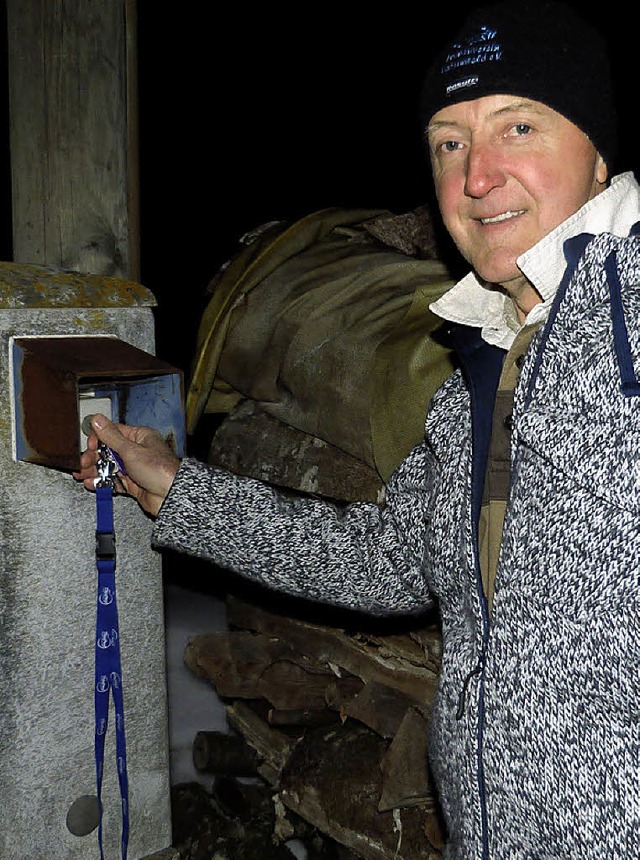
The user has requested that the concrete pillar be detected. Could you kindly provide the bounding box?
[0,263,180,859]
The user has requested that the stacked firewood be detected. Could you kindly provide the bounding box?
[182,593,444,860]
[175,200,457,857]
[171,395,446,858]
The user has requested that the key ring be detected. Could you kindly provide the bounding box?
[95,444,125,489]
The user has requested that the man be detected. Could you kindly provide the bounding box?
[77,3,640,857]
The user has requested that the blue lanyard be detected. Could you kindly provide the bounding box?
[95,467,130,859]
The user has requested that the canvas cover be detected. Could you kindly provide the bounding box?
[187,207,456,480]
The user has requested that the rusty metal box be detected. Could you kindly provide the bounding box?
[11,335,185,470]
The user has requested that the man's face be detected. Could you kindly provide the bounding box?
[427,95,608,300]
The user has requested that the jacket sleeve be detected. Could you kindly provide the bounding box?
[151,442,436,616]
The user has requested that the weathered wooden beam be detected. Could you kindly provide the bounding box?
[6,0,140,279]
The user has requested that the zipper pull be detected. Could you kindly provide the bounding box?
[456,660,483,720]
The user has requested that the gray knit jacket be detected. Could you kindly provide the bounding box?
[153,229,640,859]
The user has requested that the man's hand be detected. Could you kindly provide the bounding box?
[74,413,181,517]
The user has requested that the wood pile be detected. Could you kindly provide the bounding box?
[173,391,446,858]
[182,593,445,860]
[173,200,461,854]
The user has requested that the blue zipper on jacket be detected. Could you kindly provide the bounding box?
[447,250,581,856]
[448,324,504,860]
[520,233,592,412]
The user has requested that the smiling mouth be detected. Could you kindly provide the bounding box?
[479,210,526,225]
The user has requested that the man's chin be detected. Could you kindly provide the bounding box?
[471,259,524,292]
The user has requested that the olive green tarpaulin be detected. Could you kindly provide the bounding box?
[186,207,457,481]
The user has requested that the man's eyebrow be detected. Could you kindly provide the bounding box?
[491,99,547,117]
[426,118,463,137]
[427,98,548,137]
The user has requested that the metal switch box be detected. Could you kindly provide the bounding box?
[11,335,185,470]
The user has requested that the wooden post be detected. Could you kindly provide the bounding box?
[5,0,140,279]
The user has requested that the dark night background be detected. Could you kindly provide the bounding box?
[134,5,444,377]
[133,3,639,380]
[0,3,637,384]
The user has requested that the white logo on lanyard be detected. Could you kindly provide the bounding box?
[96,675,109,694]
[98,586,114,605]
[97,628,118,650]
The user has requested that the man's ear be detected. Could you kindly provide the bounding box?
[596,152,608,186]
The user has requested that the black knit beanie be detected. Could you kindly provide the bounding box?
[420,1,617,169]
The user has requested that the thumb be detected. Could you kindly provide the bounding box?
[91,413,126,451]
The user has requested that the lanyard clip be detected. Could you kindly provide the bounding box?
[95,444,124,489]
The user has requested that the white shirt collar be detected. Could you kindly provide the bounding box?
[430,172,640,350]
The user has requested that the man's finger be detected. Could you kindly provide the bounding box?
[90,413,128,452]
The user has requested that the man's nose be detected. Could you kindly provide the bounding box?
[464,143,506,198]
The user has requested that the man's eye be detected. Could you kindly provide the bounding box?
[512,123,532,136]
[440,140,462,153]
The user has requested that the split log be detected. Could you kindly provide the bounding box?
[407,629,442,677]
[277,721,442,860]
[208,400,384,503]
[325,679,427,739]
[267,707,342,729]
[378,709,437,814]
[192,730,260,776]
[258,660,362,711]
[225,700,301,787]
[184,596,444,858]
[185,629,363,711]
[184,629,304,699]
[225,597,440,706]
